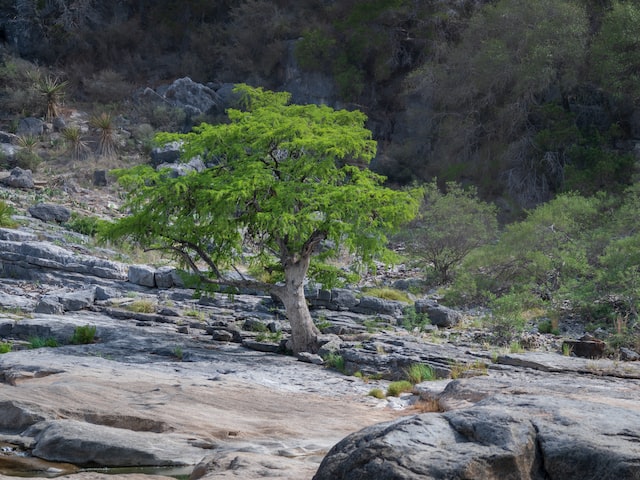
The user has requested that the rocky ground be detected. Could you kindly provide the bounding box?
[0,160,639,479]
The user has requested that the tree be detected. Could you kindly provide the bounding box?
[103,84,421,353]
[401,181,498,284]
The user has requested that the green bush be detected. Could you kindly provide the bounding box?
[386,380,414,397]
[71,325,97,345]
[362,287,411,303]
[0,342,12,354]
[64,214,109,237]
[400,180,498,285]
[402,306,431,332]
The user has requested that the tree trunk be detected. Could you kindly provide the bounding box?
[276,256,320,354]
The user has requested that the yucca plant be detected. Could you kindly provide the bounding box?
[62,126,89,160]
[36,75,68,120]
[16,134,38,153]
[90,112,117,158]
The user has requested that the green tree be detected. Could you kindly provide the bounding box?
[590,1,640,102]
[103,84,421,353]
[401,181,498,284]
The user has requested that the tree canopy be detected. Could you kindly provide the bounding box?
[103,84,421,353]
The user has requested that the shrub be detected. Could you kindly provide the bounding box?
[400,180,498,285]
[35,74,68,120]
[64,214,108,237]
[386,380,414,397]
[324,352,346,373]
[402,306,431,332]
[0,342,12,354]
[405,363,436,383]
[70,325,97,345]
[61,126,90,161]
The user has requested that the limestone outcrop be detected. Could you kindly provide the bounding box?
[314,393,640,480]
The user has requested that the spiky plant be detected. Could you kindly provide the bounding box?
[90,112,117,159]
[62,126,89,160]
[36,75,68,120]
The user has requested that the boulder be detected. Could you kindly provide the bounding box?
[34,296,64,315]
[0,167,35,189]
[563,334,606,359]
[28,203,72,223]
[16,117,44,136]
[128,264,156,287]
[314,395,640,480]
[163,77,222,116]
[351,296,404,317]
[414,299,462,328]
[27,420,203,467]
[57,288,96,312]
[150,141,182,167]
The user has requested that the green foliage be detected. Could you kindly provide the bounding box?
[29,337,59,349]
[64,213,109,237]
[401,306,431,332]
[61,126,90,160]
[324,352,346,373]
[70,325,97,345]
[590,1,640,102]
[0,342,12,354]
[90,112,117,159]
[446,186,640,338]
[405,363,435,384]
[103,85,421,352]
[0,200,17,228]
[35,74,68,120]
[386,380,414,397]
[401,181,498,284]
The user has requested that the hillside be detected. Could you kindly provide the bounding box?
[1,0,639,209]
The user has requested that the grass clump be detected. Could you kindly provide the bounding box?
[405,363,436,384]
[362,287,412,303]
[0,342,12,354]
[127,299,156,313]
[368,388,385,399]
[70,325,97,345]
[324,352,346,373]
[386,380,414,397]
[0,200,17,228]
[29,336,59,349]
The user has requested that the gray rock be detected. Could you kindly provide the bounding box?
[0,143,19,161]
[17,117,44,136]
[0,292,36,311]
[57,288,96,311]
[0,401,46,433]
[28,419,202,467]
[351,296,404,317]
[163,77,222,116]
[28,203,72,223]
[414,299,462,328]
[620,347,640,361]
[34,296,64,315]
[128,264,156,287]
[155,266,177,289]
[314,395,640,480]
[0,241,127,280]
[150,141,182,167]
[0,131,18,143]
[0,167,35,189]
[94,286,120,301]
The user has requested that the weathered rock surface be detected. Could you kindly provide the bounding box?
[314,394,640,480]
